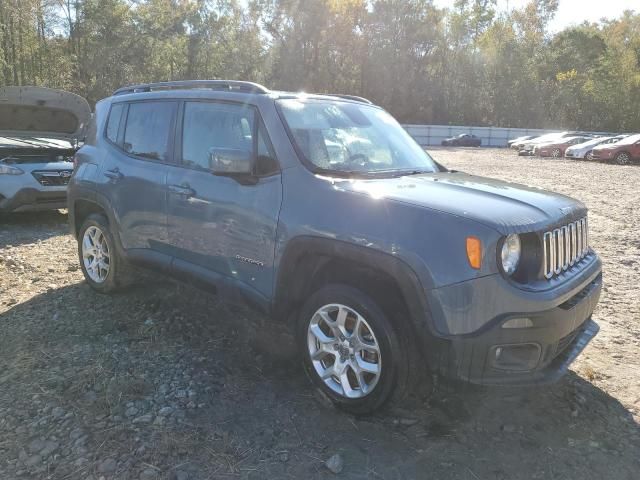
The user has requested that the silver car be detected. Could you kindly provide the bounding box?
[0,86,90,213]
[565,135,627,160]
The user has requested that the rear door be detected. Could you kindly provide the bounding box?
[98,100,177,250]
[165,100,282,300]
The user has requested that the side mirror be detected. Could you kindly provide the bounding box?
[208,148,253,175]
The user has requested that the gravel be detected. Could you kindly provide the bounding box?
[0,149,639,479]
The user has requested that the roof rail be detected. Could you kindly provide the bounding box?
[113,80,270,96]
[324,94,374,105]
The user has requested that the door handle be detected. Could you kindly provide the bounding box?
[104,168,124,180]
[168,184,196,197]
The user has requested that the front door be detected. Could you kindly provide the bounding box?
[166,100,282,299]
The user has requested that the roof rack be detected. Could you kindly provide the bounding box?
[324,94,374,105]
[113,80,270,96]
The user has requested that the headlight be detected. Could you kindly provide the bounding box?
[0,164,24,175]
[501,234,521,275]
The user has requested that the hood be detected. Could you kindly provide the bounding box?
[0,86,91,140]
[332,172,586,234]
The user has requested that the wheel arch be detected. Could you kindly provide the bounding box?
[272,236,437,352]
[71,193,126,255]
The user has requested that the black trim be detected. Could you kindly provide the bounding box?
[273,236,437,342]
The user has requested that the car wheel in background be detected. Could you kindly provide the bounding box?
[298,284,410,415]
[615,152,631,165]
[586,151,594,161]
[78,213,133,293]
[551,148,562,158]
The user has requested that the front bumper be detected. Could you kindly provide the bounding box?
[426,257,602,386]
[564,150,584,159]
[0,187,67,212]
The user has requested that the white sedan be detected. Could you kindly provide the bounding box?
[565,136,626,160]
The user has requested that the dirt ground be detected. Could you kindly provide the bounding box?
[0,148,639,480]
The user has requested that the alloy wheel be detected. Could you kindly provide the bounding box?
[307,303,382,399]
[586,151,594,161]
[551,148,562,158]
[616,153,630,165]
[82,226,111,283]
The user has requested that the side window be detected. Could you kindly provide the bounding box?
[123,102,176,161]
[182,102,254,171]
[105,103,124,143]
[256,122,279,176]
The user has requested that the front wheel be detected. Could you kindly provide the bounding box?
[298,284,409,415]
[615,152,631,165]
[551,148,562,158]
[585,150,594,161]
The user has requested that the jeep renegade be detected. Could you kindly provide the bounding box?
[68,80,602,414]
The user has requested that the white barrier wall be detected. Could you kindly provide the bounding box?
[403,124,557,147]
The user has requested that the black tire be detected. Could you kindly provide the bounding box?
[297,284,410,415]
[77,213,133,293]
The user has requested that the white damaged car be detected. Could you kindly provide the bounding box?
[0,86,90,213]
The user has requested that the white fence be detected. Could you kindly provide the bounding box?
[403,124,556,148]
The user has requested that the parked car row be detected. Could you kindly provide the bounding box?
[508,131,640,165]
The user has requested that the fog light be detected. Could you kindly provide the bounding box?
[492,343,541,371]
[502,317,533,329]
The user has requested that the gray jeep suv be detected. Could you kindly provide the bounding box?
[68,81,602,414]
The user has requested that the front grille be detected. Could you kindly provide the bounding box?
[31,170,73,187]
[543,217,589,279]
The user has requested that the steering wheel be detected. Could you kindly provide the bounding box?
[345,153,369,168]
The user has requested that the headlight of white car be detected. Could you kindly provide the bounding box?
[0,164,24,175]
[501,234,521,275]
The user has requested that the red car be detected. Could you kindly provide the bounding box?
[591,133,640,165]
[535,136,592,158]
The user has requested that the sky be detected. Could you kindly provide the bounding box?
[434,0,638,32]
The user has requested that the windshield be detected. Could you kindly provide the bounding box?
[277,99,438,176]
[617,133,640,145]
[578,137,611,147]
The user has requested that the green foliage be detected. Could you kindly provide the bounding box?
[0,0,639,130]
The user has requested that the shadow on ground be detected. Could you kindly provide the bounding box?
[0,280,638,479]
[0,210,68,247]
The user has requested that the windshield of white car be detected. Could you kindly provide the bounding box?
[277,99,439,176]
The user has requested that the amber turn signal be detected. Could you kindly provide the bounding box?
[466,236,482,269]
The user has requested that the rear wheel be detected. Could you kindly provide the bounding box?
[551,148,562,158]
[298,284,410,415]
[78,214,133,293]
[615,152,631,165]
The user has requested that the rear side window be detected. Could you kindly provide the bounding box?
[123,102,176,161]
[105,103,124,143]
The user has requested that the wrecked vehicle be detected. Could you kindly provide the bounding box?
[0,86,90,213]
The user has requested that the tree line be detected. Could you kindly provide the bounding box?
[0,0,639,131]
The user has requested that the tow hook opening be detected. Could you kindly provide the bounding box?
[492,343,541,371]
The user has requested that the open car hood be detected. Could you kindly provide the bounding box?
[0,86,91,141]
